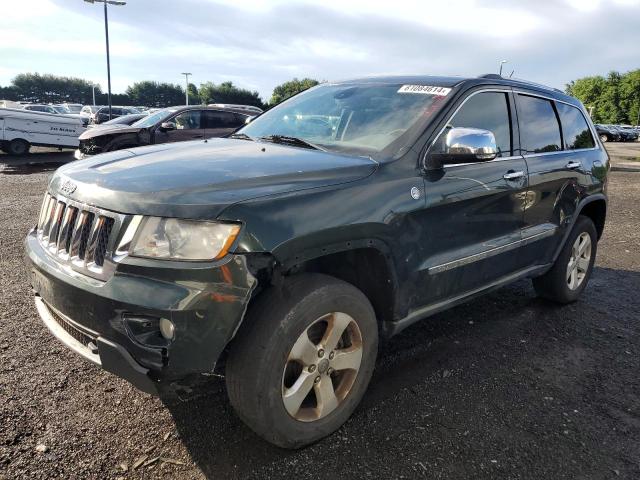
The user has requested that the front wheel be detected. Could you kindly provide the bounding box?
[226,274,378,448]
[6,139,30,155]
[532,215,597,303]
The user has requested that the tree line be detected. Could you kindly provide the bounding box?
[566,69,640,125]
[0,73,320,109]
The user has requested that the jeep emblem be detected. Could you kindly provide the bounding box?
[60,180,77,195]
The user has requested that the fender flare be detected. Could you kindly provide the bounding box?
[551,193,607,263]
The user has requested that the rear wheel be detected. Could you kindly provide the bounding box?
[532,215,597,303]
[6,139,30,155]
[599,134,608,143]
[226,274,378,448]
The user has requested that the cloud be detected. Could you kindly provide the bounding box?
[1,0,638,100]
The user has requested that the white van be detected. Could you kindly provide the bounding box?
[0,108,85,155]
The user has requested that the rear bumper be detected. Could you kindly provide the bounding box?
[25,228,257,394]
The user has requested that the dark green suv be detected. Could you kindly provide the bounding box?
[25,74,609,448]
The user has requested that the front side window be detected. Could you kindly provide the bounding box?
[517,94,562,154]
[173,110,201,130]
[240,83,450,155]
[445,91,512,157]
[556,103,595,149]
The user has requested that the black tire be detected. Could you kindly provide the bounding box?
[226,273,378,449]
[532,215,597,303]
[6,139,30,155]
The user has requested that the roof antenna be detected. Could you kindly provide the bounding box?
[509,70,514,78]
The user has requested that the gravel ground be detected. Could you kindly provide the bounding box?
[1,157,639,479]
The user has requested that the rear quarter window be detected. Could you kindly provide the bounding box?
[555,103,595,149]
[517,94,562,154]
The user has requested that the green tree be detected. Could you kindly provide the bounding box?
[566,69,640,124]
[187,82,200,105]
[269,78,319,106]
[125,81,184,108]
[198,81,264,108]
[9,73,101,104]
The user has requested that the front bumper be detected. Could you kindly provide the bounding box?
[25,229,257,395]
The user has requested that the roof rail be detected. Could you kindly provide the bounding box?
[510,77,564,94]
[478,73,502,79]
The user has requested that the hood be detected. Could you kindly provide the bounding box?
[79,125,143,140]
[53,138,377,219]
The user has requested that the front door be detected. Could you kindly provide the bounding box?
[155,110,204,144]
[416,89,529,307]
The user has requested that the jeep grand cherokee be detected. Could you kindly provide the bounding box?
[25,74,608,448]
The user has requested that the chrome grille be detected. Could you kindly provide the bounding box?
[37,193,125,281]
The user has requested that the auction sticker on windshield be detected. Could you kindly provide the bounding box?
[397,85,451,96]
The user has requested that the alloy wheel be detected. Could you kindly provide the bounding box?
[566,232,591,290]
[282,312,363,422]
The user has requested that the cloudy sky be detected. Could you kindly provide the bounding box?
[1,0,639,100]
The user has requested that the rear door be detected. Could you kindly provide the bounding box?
[203,110,246,138]
[515,92,597,267]
[416,89,530,306]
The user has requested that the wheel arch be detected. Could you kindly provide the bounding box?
[552,194,607,262]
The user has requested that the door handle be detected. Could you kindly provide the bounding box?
[566,161,581,169]
[503,171,525,181]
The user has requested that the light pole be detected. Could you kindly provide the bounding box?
[91,84,96,106]
[84,0,126,120]
[181,73,192,106]
[499,60,508,76]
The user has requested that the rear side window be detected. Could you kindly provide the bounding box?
[203,111,245,129]
[517,94,562,154]
[448,91,512,157]
[556,103,595,149]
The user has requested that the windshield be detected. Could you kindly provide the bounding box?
[132,109,176,128]
[53,106,69,114]
[65,105,82,113]
[240,83,450,155]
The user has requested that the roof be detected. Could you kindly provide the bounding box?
[334,74,578,105]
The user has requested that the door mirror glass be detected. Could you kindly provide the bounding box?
[160,121,176,131]
[431,127,498,166]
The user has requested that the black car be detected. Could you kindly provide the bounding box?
[594,124,620,142]
[26,74,609,448]
[613,125,639,142]
[76,106,250,158]
[91,106,140,124]
[87,113,148,129]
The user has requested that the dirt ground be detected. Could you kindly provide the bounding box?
[0,149,639,479]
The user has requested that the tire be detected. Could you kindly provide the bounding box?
[599,134,608,143]
[532,215,597,303]
[226,273,378,449]
[6,139,30,155]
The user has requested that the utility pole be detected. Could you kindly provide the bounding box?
[84,0,126,119]
[92,84,96,106]
[181,73,192,106]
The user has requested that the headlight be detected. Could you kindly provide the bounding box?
[129,217,240,261]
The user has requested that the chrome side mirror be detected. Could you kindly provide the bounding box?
[428,127,498,168]
[160,121,176,131]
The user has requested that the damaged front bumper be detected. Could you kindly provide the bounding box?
[25,229,257,395]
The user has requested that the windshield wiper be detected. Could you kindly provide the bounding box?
[258,135,326,151]
[228,132,254,141]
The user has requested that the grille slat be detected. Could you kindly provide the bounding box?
[36,193,121,281]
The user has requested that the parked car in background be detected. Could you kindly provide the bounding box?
[0,107,85,155]
[91,106,141,125]
[22,104,89,127]
[29,74,609,448]
[615,125,639,141]
[80,105,103,118]
[62,103,83,114]
[76,105,250,158]
[209,103,263,115]
[594,124,620,142]
[87,113,148,129]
